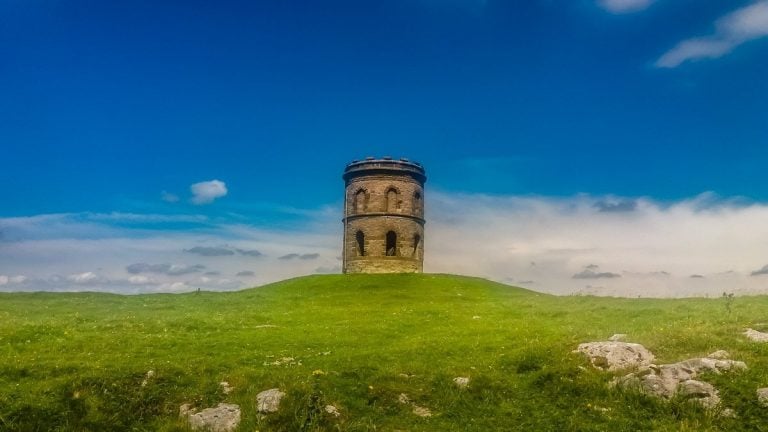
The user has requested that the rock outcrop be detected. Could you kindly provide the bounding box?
[744,328,768,342]
[757,388,768,407]
[612,352,746,410]
[575,341,655,371]
[453,377,470,388]
[257,388,285,413]
[180,403,241,432]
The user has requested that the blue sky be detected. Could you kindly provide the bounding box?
[2,0,768,295]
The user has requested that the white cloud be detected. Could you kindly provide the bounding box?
[190,180,228,205]
[67,272,99,284]
[128,275,151,284]
[656,1,768,68]
[598,0,654,14]
[0,275,7,286]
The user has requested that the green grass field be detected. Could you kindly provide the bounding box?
[2,274,768,431]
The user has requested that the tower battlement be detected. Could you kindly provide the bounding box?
[342,157,426,274]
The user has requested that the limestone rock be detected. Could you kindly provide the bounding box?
[325,404,341,417]
[453,377,470,388]
[643,364,692,398]
[179,403,194,417]
[181,403,241,432]
[608,334,627,341]
[219,381,233,395]
[678,357,747,374]
[397,393,432,417]
[757,388,768,407]
[257,388,285,413]
[678,380,721,409]
[707,350,730,360]
[141,370,155,387]
[744,328,768,342]
[614,354,748,410]
[412,405,432,417]
[575,341,655,371]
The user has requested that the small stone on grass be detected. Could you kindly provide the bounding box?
[257,388,285,413]
[453,377,470,388]
[757,388,768,407]
[708,350,730,360]
[745,328,768,343]
[412,405,432,417]
[325,404,341,417]
[181,403,241,432]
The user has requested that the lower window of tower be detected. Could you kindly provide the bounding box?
[413,234,421,258]
[386,231,397,256]
[356,231,365,256]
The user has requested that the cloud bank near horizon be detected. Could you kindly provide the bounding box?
[426,192,768,296]
[2,192,768,297]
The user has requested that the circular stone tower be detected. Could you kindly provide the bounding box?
[342,157,426,274]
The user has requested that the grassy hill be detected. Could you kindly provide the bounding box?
[2,274,768,431]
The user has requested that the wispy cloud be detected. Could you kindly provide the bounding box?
[572,265,621,279]
[184,245,263,257]
[161,191,180,203]
[598,0,654,14]
[190,180,228,205]
[279,253,320,261]
[656,1,768,68]
[126,263,206,276]
[67,271,103,284]
[594,199,637,213]
[751,264,768,276]
[185,246,235,256]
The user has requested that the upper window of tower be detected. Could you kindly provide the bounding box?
[386,187,400,212]
[354,189,367,213]
[413,191,422,216]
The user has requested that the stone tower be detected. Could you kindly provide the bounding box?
[342,157,426,274]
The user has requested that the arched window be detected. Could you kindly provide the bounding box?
[355,230,365,256]
[412,234,421,258]
[385,188,399,212]
[386,188,396,212]
[413,191,422,216]
[385,231,397,256]
[354,189,367,213]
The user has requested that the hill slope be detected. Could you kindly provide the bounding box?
[2,274,768,431]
